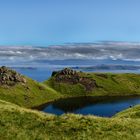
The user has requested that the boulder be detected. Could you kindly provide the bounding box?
[0,66,26,86]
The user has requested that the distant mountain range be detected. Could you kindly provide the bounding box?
[71,65,140,71]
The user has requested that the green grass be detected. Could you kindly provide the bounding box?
[115,104,140,119]
[0,77,61,108]
[45,72,140,97]
[1,69,140,108]
[1,69,140,139]
[0,99,140,140]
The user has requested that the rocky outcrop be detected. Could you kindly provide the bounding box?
[52,68,98,91]
[0,66,26,86]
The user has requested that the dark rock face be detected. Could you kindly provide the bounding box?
[0,66,26,86]
[52,68,98,91]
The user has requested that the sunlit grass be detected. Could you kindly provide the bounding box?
[1,71,140,139]
[0,100,140,140]
[0,77,61,108]
[45,72,140,97]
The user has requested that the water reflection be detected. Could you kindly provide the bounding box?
[38,96,140,117]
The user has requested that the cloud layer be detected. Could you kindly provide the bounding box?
[1,41,140,66]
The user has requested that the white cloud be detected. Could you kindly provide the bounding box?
[1,42,140,65]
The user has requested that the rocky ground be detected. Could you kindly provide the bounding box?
[0,66,26,86]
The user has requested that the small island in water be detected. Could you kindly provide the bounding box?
[0,66,140,139]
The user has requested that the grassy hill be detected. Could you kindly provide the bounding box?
[1,67,140,139]
[0,66,61,108]
[0,99,140,140]
[45,68,140,97]
[1,67,140,108]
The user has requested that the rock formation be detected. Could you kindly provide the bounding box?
[0,66,26,86]
[52,68,98,91]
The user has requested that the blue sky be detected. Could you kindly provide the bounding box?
[0,0,140,46]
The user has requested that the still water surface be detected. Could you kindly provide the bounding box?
[38,96,140,117]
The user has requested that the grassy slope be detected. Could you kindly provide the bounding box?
[115,104,140,119]
[0,77,61,108]
[45,72,140,97]
[2,70,140,108]
[1,70,140,139]
[1,99,140,140]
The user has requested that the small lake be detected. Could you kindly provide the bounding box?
[38,96,140,117]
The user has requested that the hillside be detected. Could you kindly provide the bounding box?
[0,66,60,108]
[1,67,140,139]
[1,66,140,108]
[45,68,140,96]
[0,99,140,140]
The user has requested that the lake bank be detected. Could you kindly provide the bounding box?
[33,95,140,117]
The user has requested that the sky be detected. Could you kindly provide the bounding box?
[0,0,140,46]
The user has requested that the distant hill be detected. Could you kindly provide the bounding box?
[71,65,140,71]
